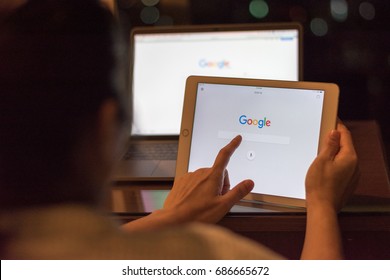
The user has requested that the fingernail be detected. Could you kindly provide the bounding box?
[233,135,242,143]
[245,180,254,192]
[330,129,339,138]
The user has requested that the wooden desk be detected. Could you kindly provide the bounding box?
[109,120,390,259]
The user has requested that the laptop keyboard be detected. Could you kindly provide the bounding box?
[124,142,178,160]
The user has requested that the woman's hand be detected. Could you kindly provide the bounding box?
[305,121,359,211]
[122,135,253,232]
[163,135,254,223]
[301,121,359,259]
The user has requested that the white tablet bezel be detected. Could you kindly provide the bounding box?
[176,76,339,208]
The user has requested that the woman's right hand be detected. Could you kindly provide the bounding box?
[305,121,359,211]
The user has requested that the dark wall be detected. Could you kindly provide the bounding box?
[118,0,390,163]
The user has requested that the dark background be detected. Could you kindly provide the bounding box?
[117,0,390,165]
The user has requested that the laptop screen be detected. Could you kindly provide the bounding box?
[131,25,301,136]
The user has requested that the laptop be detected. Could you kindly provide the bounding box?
[113,22,303,181]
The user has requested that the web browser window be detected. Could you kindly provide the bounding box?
[188,83,324,200]
[132,29,299,135]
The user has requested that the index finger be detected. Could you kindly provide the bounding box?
[212,135,242,175]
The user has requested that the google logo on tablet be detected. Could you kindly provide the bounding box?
[239,115,271,129]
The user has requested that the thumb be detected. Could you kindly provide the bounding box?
[320,129,341,160]
[221,179,254,207]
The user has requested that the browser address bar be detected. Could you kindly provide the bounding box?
[218,130,290,145]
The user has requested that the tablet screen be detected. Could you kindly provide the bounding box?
[188,82,325,200]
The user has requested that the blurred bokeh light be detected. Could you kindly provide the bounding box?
[249,0,269,19]
[330,0,348,22]
[310,18,328,36]
[359,2,376,21]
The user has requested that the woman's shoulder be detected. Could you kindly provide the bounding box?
[116,223,284,260]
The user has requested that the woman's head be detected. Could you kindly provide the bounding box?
[0,0,129,209]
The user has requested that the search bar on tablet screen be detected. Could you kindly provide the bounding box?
[218,130,290,145]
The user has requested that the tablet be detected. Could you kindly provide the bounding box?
[176,76,339,208]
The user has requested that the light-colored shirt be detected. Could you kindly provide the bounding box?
[0,204,283,259]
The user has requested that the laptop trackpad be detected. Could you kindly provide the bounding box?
[115,160,159,180]
[114,160,175,181]
[152,160,176,178]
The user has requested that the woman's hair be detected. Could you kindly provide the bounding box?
[0,0,129,209]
